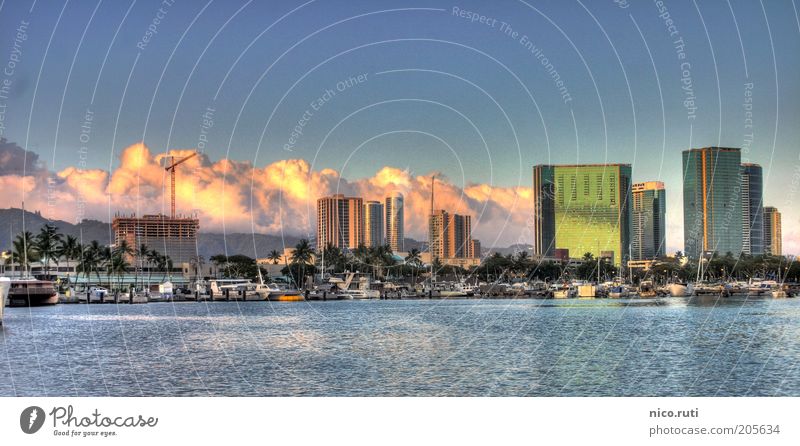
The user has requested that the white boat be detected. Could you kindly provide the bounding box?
[89,287,108,303]
[771,289,787,298]
[0,277,9,325]
[256,283,303,301]
[4,278,59,306]
[131,293,149,304]
[117,292,131,304]
[550,283,576,299]
[667,283,689,297]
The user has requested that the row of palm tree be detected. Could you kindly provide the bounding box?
[4,225,174,290]
[274,239,429,286]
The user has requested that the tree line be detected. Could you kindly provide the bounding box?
[4,224,176,290]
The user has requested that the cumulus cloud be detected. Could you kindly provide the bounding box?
[0,138,43,175]
[0,141,534,248]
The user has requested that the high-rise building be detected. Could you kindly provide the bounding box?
[741,163,764,255]
[317,194,363,251]
[385,192,404,252]
[112,214,199,264]
[631,181,666,260]
[429,210,474,260]
[363,201,384,248]
[429,210,448,261]
[682,147,743,258]
[764,206,782,256]
[470,239,481,259]
[532,164,632,265]
[532,165,556,257]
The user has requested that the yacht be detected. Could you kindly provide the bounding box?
[0,277,9,325]
[4,278,59,307]
[606,283,629,299]
[638,280,657,298]
[258,283,304,301]
[550,283,576,299]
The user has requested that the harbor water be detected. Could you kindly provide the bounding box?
[1,297,799,396]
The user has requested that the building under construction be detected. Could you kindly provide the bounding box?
[112,214,199,264]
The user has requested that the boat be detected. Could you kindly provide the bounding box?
[607,285,629,299]
[577,283,598,298]
[117,292,131,304]
[131,293,149,304]
[666,282,690,297]
[259,283,304,301]
[638,280,657,298]
[0,277,9,325]
[4,278,59,307]
[550,283,576,299]
[89,286,108,303]
[771,288,787,298]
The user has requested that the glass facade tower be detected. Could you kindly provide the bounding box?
[385,192,404,252]
[533,164,632,265]
[682,147,743,258]
[363,200,384,248]
[741,163,764,255]
[631,181,666,260]
[764,206,782,256]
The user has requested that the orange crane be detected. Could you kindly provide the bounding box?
[164,152,197,218]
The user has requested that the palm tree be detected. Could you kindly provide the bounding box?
[405,248,422,284]
[146,249,160,287]
[57,235,82,288]
[81,240,104,286]
[290,239,314,288]
[135,243,150,289]
[10,231,38,277]
[113,239,134,260]
[291,239,314,266]
[77,243,98,290]
[110,253,130,292]
[34,224,63,277]
[267,249,282,265]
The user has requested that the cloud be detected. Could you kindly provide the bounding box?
[0,138,43,175]
[0,141,533,248]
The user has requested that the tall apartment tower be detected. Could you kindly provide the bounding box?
[363,200,384,248]
[316,194,363,251]
[429,210,473,260]
[385,192,404,252]
[532,164,632,265]
[631,181,667,260]
[741,163,764,255]
[764,206,782,256]
[682,147,743,258]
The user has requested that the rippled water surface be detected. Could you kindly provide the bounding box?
[1,297,799,396]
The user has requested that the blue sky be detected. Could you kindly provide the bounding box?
[0,0,799,250]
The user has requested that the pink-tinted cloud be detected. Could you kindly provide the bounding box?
[0,142,534,248]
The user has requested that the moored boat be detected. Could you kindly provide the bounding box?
[667,283,690,297]
[4,278,59,307]
[0,277,9,324]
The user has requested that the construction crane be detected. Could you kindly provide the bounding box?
[164,152,197,218]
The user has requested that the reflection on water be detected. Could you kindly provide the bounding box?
[1,298,798,396]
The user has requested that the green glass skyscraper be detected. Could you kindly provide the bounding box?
[533,164,632,265]
[632,181,667,260]
[682,147,743,258]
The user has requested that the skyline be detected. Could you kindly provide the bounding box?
[0,0,798,254]
[0,138,792,256]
